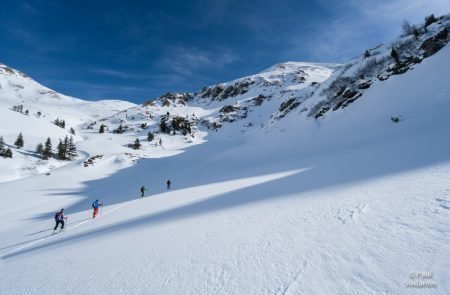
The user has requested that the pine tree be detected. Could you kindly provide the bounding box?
[133,138,141,150]
[147,131,154,142]
[15,133,24,149]
[43,137,52,160]
[63,136,69,159]
[425,14,437,27]
[69,127,76,135]
[412,27,420,39]
[54,118,66,128]
[402,20,414,36]
[67,136,77,160]
[391,48,400,64]
[15,105,23,113]
[99,124,105,133]
[114,124,124,134]
[4,148,13,158]
[159,119,170,133]
[0,136,5,154]
[57,139,65,160]
[364,50,370,58]
[36,143,44,157]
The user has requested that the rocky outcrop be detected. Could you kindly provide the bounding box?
[200,79,255,101]
[143,92,192,107]
[309,19,450,119]
[421,28,449,57]
[276,98,301,119]
[252,95,269,106]
[83,155,103,167]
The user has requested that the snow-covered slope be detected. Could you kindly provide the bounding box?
[1,14,450,295]
[0,64,135,181]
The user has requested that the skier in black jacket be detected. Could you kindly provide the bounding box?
[140,185,147,198]
[54,209,67,231]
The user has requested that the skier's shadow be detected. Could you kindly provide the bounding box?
[0,218,92,252]
[0,234,54,251]
[23,218,92,237]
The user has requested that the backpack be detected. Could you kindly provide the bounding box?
[92,201,97,208]
[55,212,61,221]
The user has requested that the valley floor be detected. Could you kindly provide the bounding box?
[1,126,449,294]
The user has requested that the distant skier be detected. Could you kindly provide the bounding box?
[92,199,104,218]
[159,138,162,146]
[54,209,67,232]
[140,185,148,198]
[166,179,171,190]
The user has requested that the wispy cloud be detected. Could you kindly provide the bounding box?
[89,68,153,80]
[43,78,155,101]
[193,0,237,28]
[158,45,238,83]
[21,2,39,15]
[349,0,449,23]
[295,0,450,62]
[3,25,78,55]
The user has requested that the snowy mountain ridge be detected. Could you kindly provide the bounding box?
[0,63,135,181]
[132,14,449,135]
[0,14,449,182]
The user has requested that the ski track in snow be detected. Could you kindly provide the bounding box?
[0,199,137,258]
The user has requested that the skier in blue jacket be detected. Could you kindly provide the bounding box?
[92,199,103,218]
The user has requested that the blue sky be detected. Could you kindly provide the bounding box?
[0,0,447,103]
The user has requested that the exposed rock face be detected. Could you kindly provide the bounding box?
[356,80,372,89]
[314,105,330,119]
[252,95,269,106]
[83,155,103,167]
[220,105,239,114]
[308,20,450,119]
[200,79,255,101]
[276,98,301,119]
[421,28,449,57]
[143,92,192,107]
[220,105,248,122]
